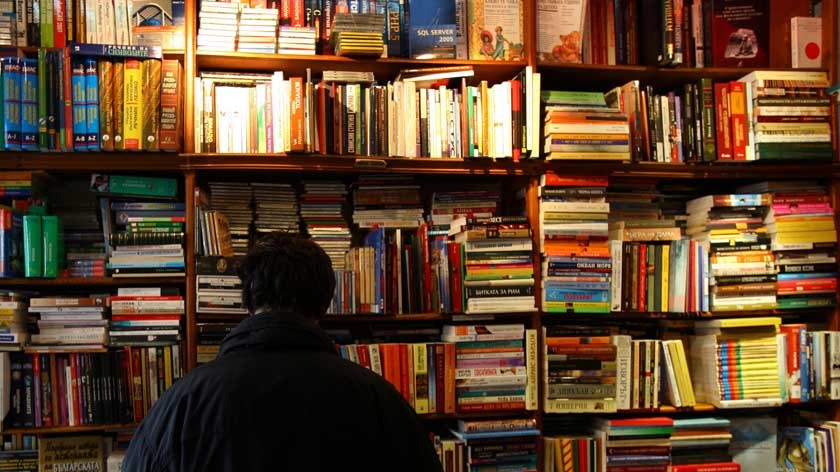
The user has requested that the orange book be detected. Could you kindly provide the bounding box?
[444,343,456,414]
[728,81,747,160]
[159,59,182,151]
[290,76,304,151]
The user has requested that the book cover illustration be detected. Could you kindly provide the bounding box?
[777,426,816,472]
[730,416,777,470]
[468,0,526,61]
[407,0,457,59]
[39,435,104,472]
[537,0,586,63]
[710,0,769,67]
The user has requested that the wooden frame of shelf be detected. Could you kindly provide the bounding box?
[0,276,186,287]
[2,424,138,435]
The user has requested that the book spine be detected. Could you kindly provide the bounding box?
[84,57,99,150]
[19,58,38,150]
[39,0,52,47]
[70,58,86,151]
[2,57,20,150]
[112,59,124,150]
[142,58,161,150]
[41,215,58,277]
[122,58,142,150]
[159,59,181,151]
[98,58,114,151]
[728,81,746,160]
[22,214,42,277]
[714,82,731,160]
[53,0,65,46]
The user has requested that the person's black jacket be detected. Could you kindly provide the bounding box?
[122,311,444,471]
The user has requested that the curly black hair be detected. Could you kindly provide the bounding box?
[238,233,336,318]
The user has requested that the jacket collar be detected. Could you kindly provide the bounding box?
[218,311,337,358]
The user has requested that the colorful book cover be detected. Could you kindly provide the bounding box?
[536,0,586,63]
[39,435,103,472]
[406,0,456,59]
[386,0,403,58]
[70,59,87,151]
[2,56,21,150]
[0,208,22,277]
[90,174,177,198]
[710,0,769,67]
[41,215,58,278]
[69,43,163,59]
[19,58,38,150]
[122,58,143,150]
[35,49,47,150]
[467,0,526,61]
[777,426,816,472]
[112,60,125,150]
[22,214,42,278]
[98,59,114,151]
[142,58,161,150]
[84,57,99,150]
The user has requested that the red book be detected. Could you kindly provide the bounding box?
[456,401,526,412]
[434,344,445,414]
[607,466,668,472]
[638,243,647,311]
[398,343,409,402]
[709,0,768,68]
[356,344,371,369]
[418,224,432,312]
[510,78,521,161]
[53,0,66,47]
[607,416,674,427]
[728,81,747,160]
[291,0,304,26]
[444,343,456,413]
[70,353,81,426]
[131,348,144,422]
[714,83,733,160]
[448,242,464,313]
[159,59,182,152]
[670,463,741,472]
[280,0,292,25]
[541,173,609,187]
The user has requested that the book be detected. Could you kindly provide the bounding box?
[709,0,769,68]
[39,435,104,472]
[406,0,456,59]
[467,0,526,61]
[790,17,822,68]
[536,0,586,63]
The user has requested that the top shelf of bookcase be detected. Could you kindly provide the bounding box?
[0,153,181,172]
[195,52,527,84]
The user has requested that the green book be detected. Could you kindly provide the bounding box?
[22,214,42,277]
[42,215,59,278]
[91,174,177,198]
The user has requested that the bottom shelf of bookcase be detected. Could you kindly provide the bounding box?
[2,423,139,435]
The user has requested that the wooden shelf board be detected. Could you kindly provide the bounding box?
[543,307,833,320]
[423,410,533,420]
[182,154,538,176]
[0,276,186,287]
[0,152,181,172]
[195,52,525,83]
[3,423,138,435]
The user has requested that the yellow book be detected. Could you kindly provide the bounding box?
[122,58,143,150]
[695,316,781,329]
[413,343,429,414]
[671,340,696,406]
[773,230,837,243]
[525,329,538,411]
[163,345,172,390]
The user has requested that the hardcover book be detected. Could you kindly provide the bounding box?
[39,435,103,472]
[406,0,456,59]
[467,0,526,61]
[536,0,586,63]
[710,0,769,67]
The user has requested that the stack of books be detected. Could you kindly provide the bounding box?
[209,181,254,256]
[196,1,240,52]
[449,419,539,471]
[196,322,237,364]
[251,182,300,237]
[0,291,27,349]
[740,70,833,161]
[443,324,533,412]
[331,13,385,57]
[686,193,775,312]
[455,217,536,315]
[689,317,783,408]
[542,325,618,413]
[109,289,184,346]
[738,181,838,310]
[593,417,674,471]
[429,188,500,229]
[28,295,109,349]
[236,6,279,53]
[106,200,186,278]
[195,256,247,320]
[50,179,105,278]
[299,180,351,270]
[670,417,736,467]
[332,246,375,314]
[541,90,631,161]
[351,175,423,229]
[539,173,611,314]
[277,26,316,55]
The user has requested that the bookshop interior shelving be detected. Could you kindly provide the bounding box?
[1,0,840,468]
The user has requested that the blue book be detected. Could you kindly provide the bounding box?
[800,327,810,402]
[778,427,816,472]
[543,288,611,303]
[364,227,385,314]
[406,0,455,59]
[19,58,37,150]
[84,57,100,150]
[0,209,23,277]
[386,0,403,58]
[69,43,163,59]
[1,57,21,150]
[106,261,185,269]
[778,272,836,281]
[450,428,540,440]
[70,59,87,151]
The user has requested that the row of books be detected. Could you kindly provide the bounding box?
[1,0,139,47]
[2,346,184,429]
[194,67,542,160]
[435,419,539,472]
[0,46,182,152]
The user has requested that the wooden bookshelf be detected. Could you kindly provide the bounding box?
[0,152,181,172]
[320,311,537,324]
[540,307,836,321]
[2,423,139,435]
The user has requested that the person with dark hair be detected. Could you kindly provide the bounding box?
[123,233,443,472]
